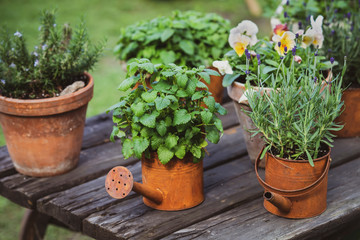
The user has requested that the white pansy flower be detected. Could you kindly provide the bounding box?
[301,28,315,48]
[9,63,16,68]
[229,20,259,47]
[212,60,233,75]
[310,15,324,48]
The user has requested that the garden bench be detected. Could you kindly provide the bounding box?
[0,97,360,240]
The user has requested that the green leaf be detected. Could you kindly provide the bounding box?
[305,150,314,167]
[191,91,204,101]
[201,111,212,124]
[155,97,171,110]
[139,62,154,74]
[151,134,163,150]
[157,146,174,164]
[196,81,209,89]
[133,137,149,159]
[222,74,241,87]
[118,77,135,91]
[165,116,172,126]
[161,29,175,42]
[204,68,220,76]
[215,103,227,115]
[265,59,279,67]
[199,139,208,148]
[160,50,176,65]
[190,146,202,158]
[165,134,179,149]
[141,90,158,103]
[204,96,216,112]
[140,113,157,128]
[140,127,153,138]
[122,139,134,159]
[262,66,277,75]
[173,109,192,125]
[156,120,167,136]
[179,40,194,55]
[186,78,197,95]
[131,102,146,117]
[174,144,186,159]
[205,125,220,144]
[110,126,119,142]
[177,73,188,88]
[176,89,188,97]
[198,72,210,84]
[214,117,223,132]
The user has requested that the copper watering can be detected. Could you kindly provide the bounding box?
[255,147,331,219]
[105,154,204,211]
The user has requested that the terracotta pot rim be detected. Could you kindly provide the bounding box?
[0,72,93,116]
[227,81,273,102]
[266,146,331,163]
[0,72,93,103]
[344,86,360,92]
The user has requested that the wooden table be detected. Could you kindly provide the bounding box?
[1,101,360,240]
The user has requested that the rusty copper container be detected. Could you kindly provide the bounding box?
[0,73,93,177]
[255,147,331,219]
[105,153,204,211]
[203,67,224,103]
[141,153,204,210]
[335,87,360,137]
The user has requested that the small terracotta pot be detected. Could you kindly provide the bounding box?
[105,153,204,211]
[335,87,360,138]
[227,81,272,167]
[0,73,94,177]
[255,147,331,219]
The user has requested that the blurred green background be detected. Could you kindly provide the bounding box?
[0,0,268,239]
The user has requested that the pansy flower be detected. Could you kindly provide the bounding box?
[228,20,259,56]
[212,60,233,75]
[272,31,296,56]
[310,15,324,48]
[273,24,289,37]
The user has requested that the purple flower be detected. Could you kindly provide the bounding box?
[280,56,284,60]
[256,53,260,60]
[330,57,335,64]
[334,9,338,13]
[295,33,299,38]
[53,24,56,27]
[34,60,39,67]
[328,49,332,53]
[245,70,250,75]
[278,42,281,47]
[286,0,289,5]
[14,31,22,37]
[347,12,351,20]
[284,46,288,53]
[245,49,251,60]
[331,30,335,35]
[292,46,296,56]
[1,79,5,85]
[314,77,317,83]
[326,6,330,11]
[284,11,288,18]
[9,63,16,68]
[298,21,302,29]
[303,2,307,7]
[42,44,47,51]
[314,50,318,56]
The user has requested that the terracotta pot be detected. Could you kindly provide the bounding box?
[255,147,331,219]
[202,67,224,103]
[335,87,360,137]
[227,81,273,167]
[105,153,204,211]
[0,73,94,177]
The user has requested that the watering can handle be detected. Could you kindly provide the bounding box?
[255,147,331,197]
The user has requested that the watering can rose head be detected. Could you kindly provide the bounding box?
[107,59,227,165]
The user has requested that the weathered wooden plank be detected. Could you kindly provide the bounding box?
[0,141,136,209]
[37,125,247,231]
[219,101,239,130]
[82,155,260,240]
[81,137,359,240]
[165,157,360,240]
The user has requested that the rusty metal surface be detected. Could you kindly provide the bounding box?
[105,166,134,199]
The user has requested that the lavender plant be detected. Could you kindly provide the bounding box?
[245,51,345,166]
[0,10,104,99]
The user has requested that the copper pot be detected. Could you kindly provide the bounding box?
[0,73,93,177]
[105,153,204,211]
[255,147,331,219]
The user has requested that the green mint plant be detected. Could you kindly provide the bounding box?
[244,52,345,166]
[114,10,230,68]
[108,59,227,164]
[0,10,104,99]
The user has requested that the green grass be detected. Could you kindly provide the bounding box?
[0,0,265,239]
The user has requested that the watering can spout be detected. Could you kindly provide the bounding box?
[105,166,163,204]
[263,191,291,213]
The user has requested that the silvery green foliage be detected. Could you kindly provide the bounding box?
[0,10,104,99]
[245,66,343,166]
[108,59,227,164]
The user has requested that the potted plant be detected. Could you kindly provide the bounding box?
[245,53,344,218]
[105,58,226,210]
[267,0,360,137]
[114,10,231,103]
[0,10,104,177]
[213,19,332,166]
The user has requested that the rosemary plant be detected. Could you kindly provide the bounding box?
[0,10,104,99]
[245,50,344,166]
